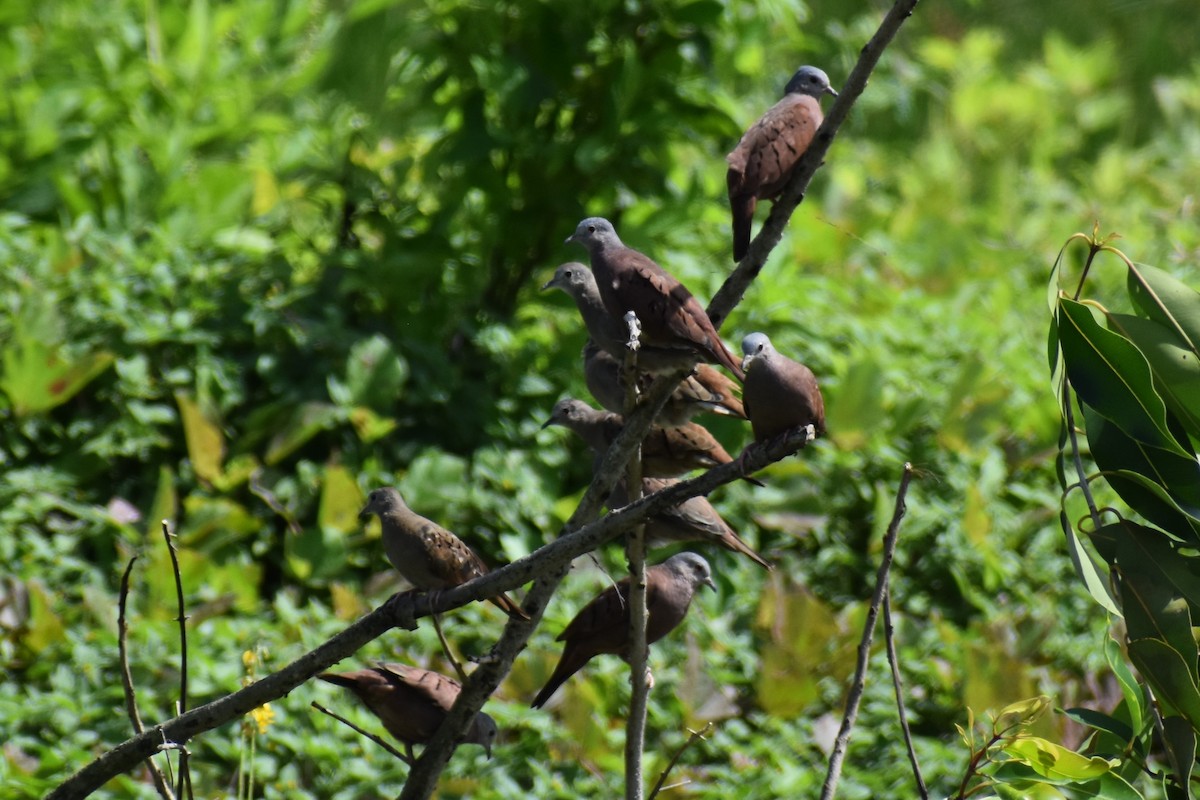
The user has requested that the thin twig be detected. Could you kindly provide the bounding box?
[623,311,650,800]
[648,723,713,800]
[161,521,192,800]
[118,557,174,800]
[819,463,915,800]
[883,586,927,799]
[431,614,468,683]
[311,701,413,765]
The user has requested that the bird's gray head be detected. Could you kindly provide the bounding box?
[665,552,716,592]
[468,711,499,758]
[565,217,621,251]
[784,66,838,99]
[540,261,594,295]
[358,486,406,522]
[740,332,776,373]
[541,397,599,431]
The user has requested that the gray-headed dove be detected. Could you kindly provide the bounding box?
[740,332,826,442]
[359,487,528,620]
[727,65,838,262]
[318,662,497,758]
[565,218,744,380]
[529,552,715,709]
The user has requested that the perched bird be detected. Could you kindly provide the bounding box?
[543,261,700,374]
[740,332,826,442]
[583,341,746,426]
[608,476,772,571]
[726,65,839,262]
[359,487,528,620]
[530,552,715,709]
[565,218,744,380]
[543,397,757,483]
[318,663,497,759]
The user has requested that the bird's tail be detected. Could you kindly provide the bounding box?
[490,591,531,621]
[723,533,772,571]
[530,654,583,709]
[730,194,756,263]
[316,672,358,688]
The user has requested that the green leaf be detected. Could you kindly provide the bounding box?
[1062,707,1132,743]
[1061,510,1120,614]
[824,356,886,451]
[175,392,226,484]
[319,465,364,536]
[1081,406,1200,539]
[0,339,114,417]
[1124,639,1200,729]
[1105,313,1200,435]
[1160,716,1195,793]
[341,334,409,411]
[1113,519,1200,618]
[1104,628,1145,734]
[1058,297,1188,456]
[1127,262,1200,357]
[995,696,1052,731]
[264,402,342,465]
[1003,736,1117,781]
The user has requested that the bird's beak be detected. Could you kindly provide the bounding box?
[564,233,577,245]
[540,417,554,430]
[703,576,717,592]
[486,743,494,759]
[826,86,839,98]
[740,354,754,373]
[357,504,372,522]
[540,277,556,291]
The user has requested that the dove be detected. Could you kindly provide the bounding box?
[359,487,528,620]
[318,662,497,759]
[740,332,826,443]
[530,552,715,709]
[727,65,838,262]
[565,217,744,380]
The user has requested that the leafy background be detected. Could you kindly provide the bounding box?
[1,0,1198,796]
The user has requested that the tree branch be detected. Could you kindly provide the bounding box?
[819,462,915,800]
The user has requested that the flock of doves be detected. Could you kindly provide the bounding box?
[317,65,839,762]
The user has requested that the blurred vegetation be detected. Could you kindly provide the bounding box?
[1,0,1198,796]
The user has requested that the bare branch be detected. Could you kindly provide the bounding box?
[118,557,174,800]
[623,313,650,800]
[820,462,915,800]
[648,723,713,800]
[160,521,192,800]
[884,587,927,799]
[311,701,413,765]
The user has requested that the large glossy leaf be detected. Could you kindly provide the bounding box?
[1057,297,1189,456]
[1081,407,1200,540]
[1105,312,1200,435]
[1003,736,1117,781]
[1127,262,1200,357]
[1061,510,1120,613]
[1113,519,1200,618]
[1161,716,1196,795]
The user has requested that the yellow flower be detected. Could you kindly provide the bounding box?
[249,703,275,735]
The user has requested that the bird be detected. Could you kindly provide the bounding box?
[543,261,703,374]
[740,332,826,443]
[583,341,746,426]
[529,552,715,709]
[726,65,839,262]
[317,662,497,759]
[358,487,528,620]
[542,397,759,484]
[607,476,772,570]
[565,217,745,380]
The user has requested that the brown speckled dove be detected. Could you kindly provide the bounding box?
[740,332,826,442]
[529,552,714,709]
[359,487,528,620]
[318,662,497,758]
[727,66,838,262]
[565,218,744,380]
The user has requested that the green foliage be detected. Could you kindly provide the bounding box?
[1,0,1198,795]
[1050,234,1200,796]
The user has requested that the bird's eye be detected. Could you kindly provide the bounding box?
[588,225,596,233]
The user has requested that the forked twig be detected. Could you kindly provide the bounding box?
[648,723,713,800]
[118,557,174,800]
[312,701,413,765]
[819,463,915,800]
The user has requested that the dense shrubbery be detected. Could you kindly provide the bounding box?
[2,0,1198,796]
